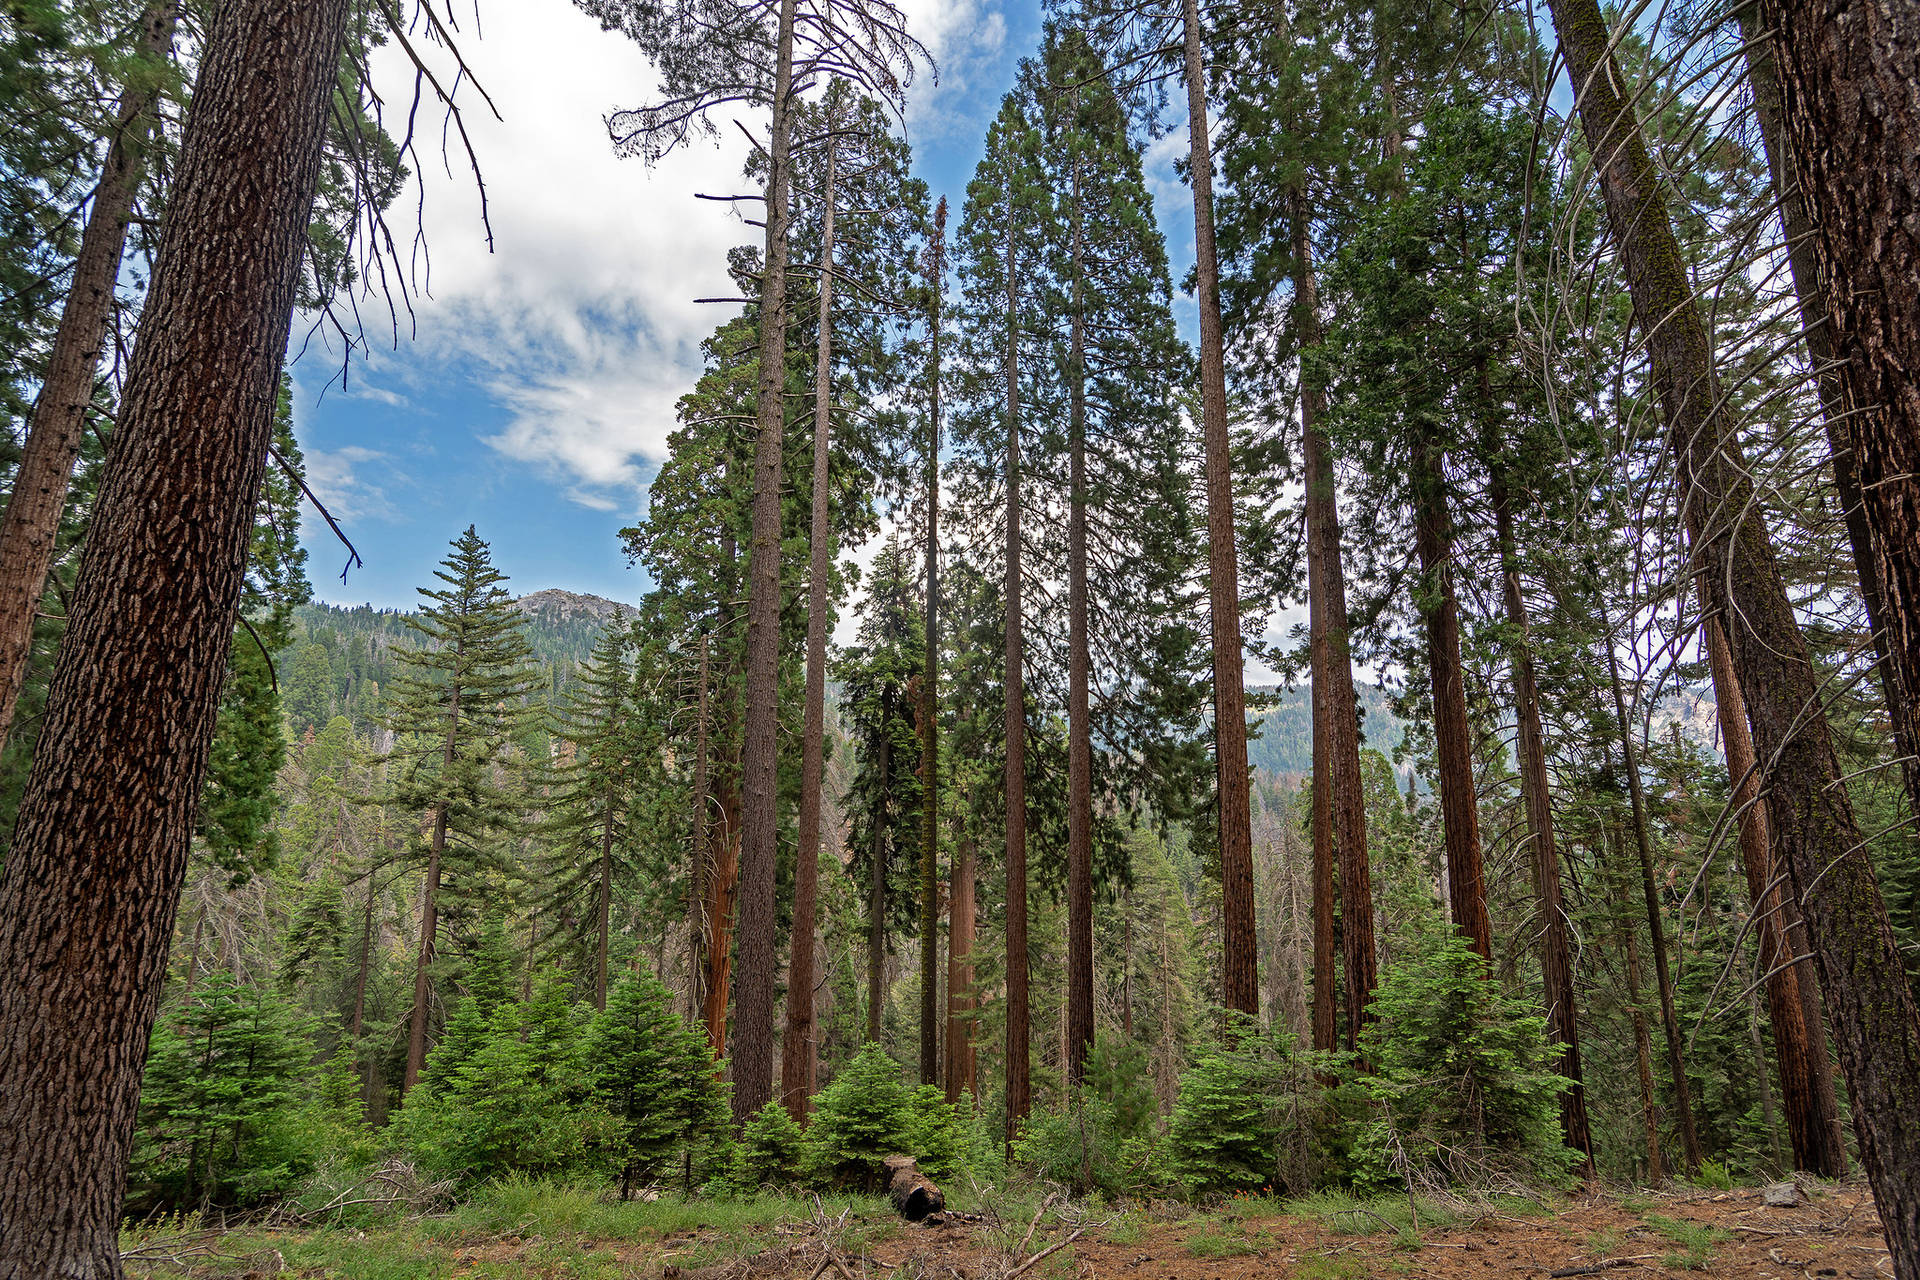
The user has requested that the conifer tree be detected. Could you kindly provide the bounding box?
[586,969,728,1196]
[954,77,1055,1139]
[1543,0,1920,1258]
[380,527,537,1096]
[0,2,356,1270]
[535,621,649,1010]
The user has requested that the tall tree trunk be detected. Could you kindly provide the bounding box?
[867,706,891,1044]
[1180,0,1257,1022]
[1308,582,1337,1053]
[596,797,615,1012]
[1755,0,1920,828]
[1294,192,1375,1049]
[403,673,461,1096]
[704,775,741,1057]
[353,876,375,1105]
[0,1,351,1271]
[785,135,837,1121]
[1548,1,1920,1260]
[1003,185,1032,1141]
[0,0,178,742]
[1598,616,1703,1174]
[919,198,948,1091]
[734,0,800,1127]
[1734,11,1919,809]
[1065,139,1095,1089]
[1701,602,1848,1176]
[1615,855,1668,1183]
[1409,428,1490,960]
[689,634,711,1024]
[1492,469,1592,1172]
[945,827,976,1102]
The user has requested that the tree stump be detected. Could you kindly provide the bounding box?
[883,1154,944,1221]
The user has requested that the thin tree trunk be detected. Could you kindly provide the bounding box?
[596,795,615,1012]
[689,634,711,1024]
[1548,0,1920,1259]
[1295,192,1374,1049]
[1409,427,1490,960]
[1755,0,1920,829]
[0,1,351,1270]
[1122,879,1134,1040]
[1616,855,1667,1183]
[403,672,460,1096]
[1180,0,1257,1022]
[1308,575,1337,1053]
[1599,618,1703,1175]
[1701,602,1848,1176]
[919,198,948,1091]
[785,134,837,1121]
[1734,11,1919,809]
[0,0,178,742]
[1750,972,1787,1174]
[704,776,740,1058]
[1065,137,1095,1089]
[1003,182,1032,1142]
[945,827,975,1102]
[867,706,891,1044]
[1492,470,1593,1172]
[734,0,800,1126]
[353,875,375,1103]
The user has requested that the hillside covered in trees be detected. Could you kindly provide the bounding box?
[4,0,1920,1276]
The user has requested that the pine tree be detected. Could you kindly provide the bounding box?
[380,527,537,1096]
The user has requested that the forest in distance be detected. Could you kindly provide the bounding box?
[4,0,1920,1275]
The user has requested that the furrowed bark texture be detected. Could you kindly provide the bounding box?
[0,0,177,742]
[735,0,801,1125]
[1702,605,1848,1177]
[920,199,947,1092]
[1549,0,1920,1265]
[1065,142,1095,1089]
[1492,472,1591,1170]
[0,2,350,1274]
[1735,11,1920,810]
[1180,0,1257,1021]
[1409,428,1490,961]
[1004,185,1032,1139]
[946,830,976,1102]
[1294,194,1375,1049]
[1756,0,1920,825]
[784,135,837,1121]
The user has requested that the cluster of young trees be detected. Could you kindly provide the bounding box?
[3,0,1920,1271]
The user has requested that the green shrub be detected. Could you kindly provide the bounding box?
[804,1043,913,1188]
[583,969,729,1195]
[1168,1016,1336,1196]
[1352,926,1572,1191]
[128,972,320,1210]
[1013,1039,1167,1196]
[903,1085,968,1181]
[394,972,614,1184]
[731,1101,806,1190]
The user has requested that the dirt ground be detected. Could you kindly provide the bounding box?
[791,1184,1894,1280]
[121,1181,1895,1279]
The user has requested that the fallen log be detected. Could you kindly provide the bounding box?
[883,1154,945,1222]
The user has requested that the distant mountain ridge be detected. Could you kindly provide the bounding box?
[513,589,631,626]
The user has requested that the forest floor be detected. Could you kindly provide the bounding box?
[118,1178,1894,1280]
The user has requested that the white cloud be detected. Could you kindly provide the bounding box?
[330,0,1013,511]
[303,444,398,525]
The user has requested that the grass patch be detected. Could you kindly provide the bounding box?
[1184,1223,1274,1259]
[1643,1213,1728,1270]
[1298,1255,1366,1280]
[1284,1190,1460,1237]
[1617,1194,1655,1216]
[1103,1212,1146,1246]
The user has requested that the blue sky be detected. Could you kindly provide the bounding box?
[288,0,1205,614]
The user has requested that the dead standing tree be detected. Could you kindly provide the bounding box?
[576,0,925,1123]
